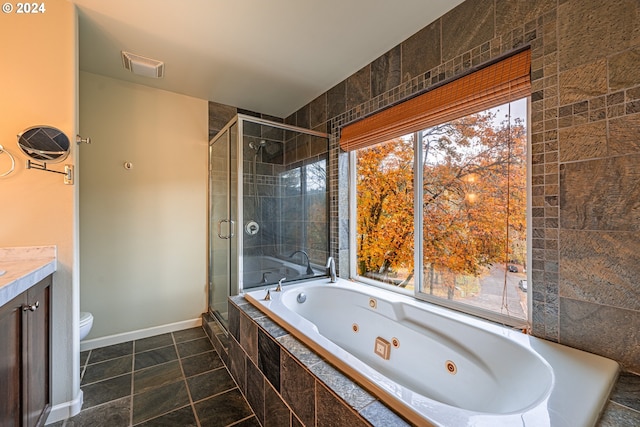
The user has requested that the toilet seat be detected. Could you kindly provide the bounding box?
[79,311,94,341]
[80,311,93,326]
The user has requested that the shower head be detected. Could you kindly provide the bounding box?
[249,140,267,151]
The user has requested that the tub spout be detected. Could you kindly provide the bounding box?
[289,250,314,275]
[326,257,337,283]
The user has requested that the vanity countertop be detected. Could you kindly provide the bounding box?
[0,246,56,307]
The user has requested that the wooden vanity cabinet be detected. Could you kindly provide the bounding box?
[0,275,52,427]
[0,292,22,426]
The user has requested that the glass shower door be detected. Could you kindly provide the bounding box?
[208,123,238,325]
[208,114,328,325]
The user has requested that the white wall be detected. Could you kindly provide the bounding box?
[0,1,81,421]
[79,72,208,340]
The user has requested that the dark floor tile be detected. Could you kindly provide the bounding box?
[89,342,133,364]
[135,333,174,353]
[187,368,237,402]
[176,337,214,358]
[231,416,261,427]
[73,331,260,427]
[132,380,190,425]
[173,327,206,343]
[134,360,184,394]
[133,405,197,427]
[67,397,131,427]
[195,388,253,427]
[135,345,178,370]
[82,355,132,385]
[81,374,132,410]
[80,350,90,366]
[181,351,223,378]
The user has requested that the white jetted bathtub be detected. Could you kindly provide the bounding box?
[245,278,619,427]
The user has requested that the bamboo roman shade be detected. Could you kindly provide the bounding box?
[340,49,531,151]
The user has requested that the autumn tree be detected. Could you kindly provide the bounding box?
[356,136,414,285]
[355,106,527,296]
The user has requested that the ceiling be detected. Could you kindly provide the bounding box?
[71,0,465,118]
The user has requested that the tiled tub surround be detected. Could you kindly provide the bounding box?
[218,297,412,427]
[0,245,56,306]
[213,297,640,427]
[243,279,619,427]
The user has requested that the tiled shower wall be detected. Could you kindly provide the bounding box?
[242,121,286,258]
[210,0,640,373]
[208,107,329,265]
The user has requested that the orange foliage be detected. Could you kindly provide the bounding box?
[356,107,527,289]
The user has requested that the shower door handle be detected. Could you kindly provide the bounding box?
[217,219,227,239]
[217,219,235,239]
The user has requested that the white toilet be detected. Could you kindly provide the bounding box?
[79,312,94,341]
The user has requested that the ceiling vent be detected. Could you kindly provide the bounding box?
[121,51,164,78]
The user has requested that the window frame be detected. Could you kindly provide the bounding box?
[348,98,532,328]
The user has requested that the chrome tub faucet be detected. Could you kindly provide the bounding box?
[326,257,337,283]
[289,250,314,275]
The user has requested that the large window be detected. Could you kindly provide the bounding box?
[351,98,529,326]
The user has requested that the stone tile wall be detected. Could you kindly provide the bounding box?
[209,0,640,374]
[276,0,640,374]
[242,121,286,258]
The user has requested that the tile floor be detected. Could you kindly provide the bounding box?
[46,323,640,427]
[51,327,258,427]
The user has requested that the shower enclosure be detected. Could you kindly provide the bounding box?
[208,114,330,325]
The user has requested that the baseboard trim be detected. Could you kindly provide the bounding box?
[46,389,83,425]
[80,318,203,352]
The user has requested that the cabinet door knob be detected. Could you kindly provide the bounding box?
[23,301,39,312]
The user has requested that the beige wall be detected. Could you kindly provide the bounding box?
[0,0,80,418]
[79,72,208,339]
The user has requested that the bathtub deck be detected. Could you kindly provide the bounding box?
[216,294,639,427]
